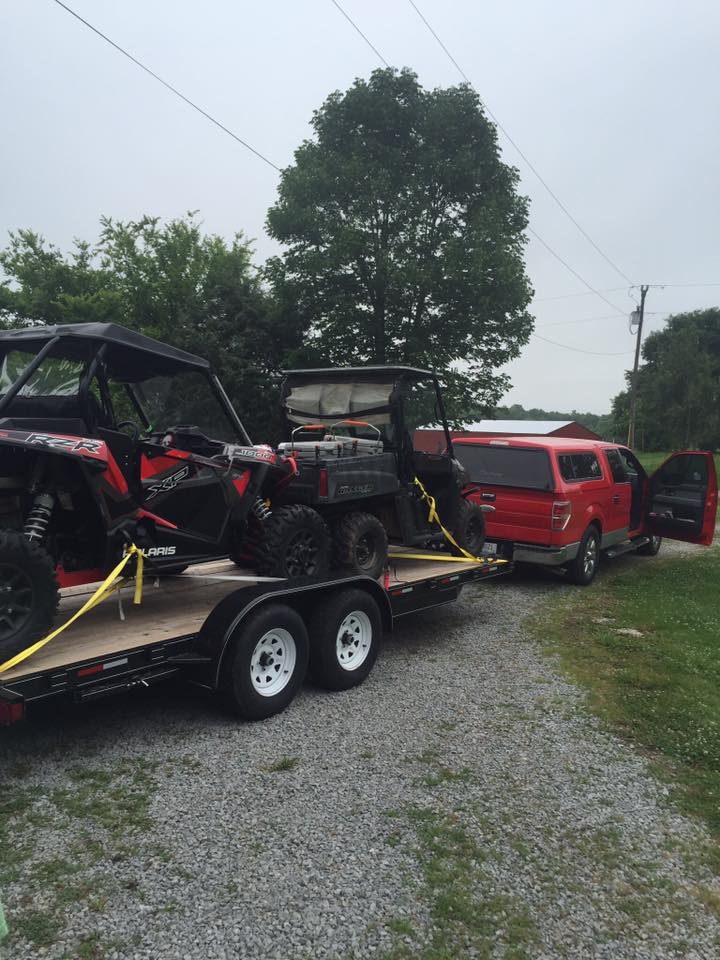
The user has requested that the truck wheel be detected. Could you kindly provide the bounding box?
[638,535,662,556]
[220,603,309,720]
[308,588,382,690]
[452,499,486,558]
[334,512,388,580]
[565,525,600,586]
[252,505,330,580]
[0,530,59,662]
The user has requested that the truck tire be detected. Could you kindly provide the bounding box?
[0,530,59,662]
[452,499,486,558]
[334,512,388,580]
[638,534,662,556]
[308,588,382,690]
[251,505,330,580]
[565,525,601,586]
[220,603,309,720]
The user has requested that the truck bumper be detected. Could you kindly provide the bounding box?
[512,541,580,566]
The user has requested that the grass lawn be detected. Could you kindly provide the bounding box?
[637,450,720,475]
[537,544,720,855]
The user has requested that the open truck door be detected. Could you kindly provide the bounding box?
[647,452,718,545]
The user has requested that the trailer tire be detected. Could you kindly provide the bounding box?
[452,499,486,558]
[0,531,59,663]
[251,505,330,580]
[308,588,382,691]
[220,603,309,720]
[334,512,388,580]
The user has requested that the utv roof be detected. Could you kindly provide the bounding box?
[284,366,436,380]
[0,323,210,380]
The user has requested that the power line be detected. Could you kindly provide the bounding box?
[531,332,633,357]
[407,0,634,287]
[51,0,281,172]
[535,287,629,303]
[527,227,626,316]
[330,0,391,67]
[538,311,664,329]
[331,1,630,317]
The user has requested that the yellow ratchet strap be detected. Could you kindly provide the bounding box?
[407,476,498,564]
[0,544,144,676]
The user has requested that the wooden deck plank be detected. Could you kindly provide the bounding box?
[1,555,492,681]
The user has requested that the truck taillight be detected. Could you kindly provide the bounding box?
[552,500,572,531]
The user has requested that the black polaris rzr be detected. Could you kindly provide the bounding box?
[252,366,487,580]
[0,322,308,661]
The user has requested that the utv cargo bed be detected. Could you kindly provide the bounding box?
[0,553,510,725]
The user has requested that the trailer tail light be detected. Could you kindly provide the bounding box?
[0,699,25,726]
[552,500,572,531]
[318,468,329,498]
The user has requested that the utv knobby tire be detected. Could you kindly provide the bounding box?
[308,588,382,691]
[451,499,486,558]
[251,505,330,580]
[333,512,388,580]
[0,531,59,662]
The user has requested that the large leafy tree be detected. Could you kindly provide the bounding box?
[611,308,720,449]
[0,215,305,440]
[266,68,533,423]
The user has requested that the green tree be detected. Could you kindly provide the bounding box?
[0,215,305,440]
[611,308,720,449]
[266,68,533,423]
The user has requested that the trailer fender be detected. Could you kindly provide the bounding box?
[199,575,393,688]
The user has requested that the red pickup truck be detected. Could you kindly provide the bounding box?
[455,437,718,585]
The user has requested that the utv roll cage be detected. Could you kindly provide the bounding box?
[280,365,454,467]
[0,323,250,444]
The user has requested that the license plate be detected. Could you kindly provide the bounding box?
[482,542,497,555]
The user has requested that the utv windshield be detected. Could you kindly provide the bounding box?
[128,371,241,443]
[0,350,85,397]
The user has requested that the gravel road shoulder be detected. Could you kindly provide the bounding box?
[2,548,719,959]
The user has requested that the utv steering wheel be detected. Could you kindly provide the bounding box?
[116,420,142,441]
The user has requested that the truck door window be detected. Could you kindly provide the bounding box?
[557,453,603,482]
[605,449,628,483]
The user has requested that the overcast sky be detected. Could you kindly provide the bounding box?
[2,0,719,414]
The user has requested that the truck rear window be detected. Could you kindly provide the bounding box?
[557,453,603,482]
[454,444,554,491]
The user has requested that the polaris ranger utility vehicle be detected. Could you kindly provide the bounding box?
[0,323,307,661]
[251,366,487,580]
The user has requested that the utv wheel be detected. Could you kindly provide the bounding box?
[252,504,330,580]
[452,499,486,558]
[220,604,309,720]
[638,535,662,557]
[0,530,59,663]
[308,589,382,690]
[334,512,388,580]
[566,525,600,586]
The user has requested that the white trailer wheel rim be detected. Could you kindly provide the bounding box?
[336,610,373,672]
[250,628,296,697]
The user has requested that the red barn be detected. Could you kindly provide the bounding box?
[415,419,602,453]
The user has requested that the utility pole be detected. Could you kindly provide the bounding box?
[627,283,649,449]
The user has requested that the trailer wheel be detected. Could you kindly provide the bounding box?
[220,604,309,720]
[308,589,382,691]
[334,512,388,580]
[0,531,59,662]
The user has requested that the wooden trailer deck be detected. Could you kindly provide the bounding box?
[2,554,499,682]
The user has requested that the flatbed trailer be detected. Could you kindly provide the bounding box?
[0,553,510,726]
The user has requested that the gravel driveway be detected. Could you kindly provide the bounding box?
[2,550,719,960]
